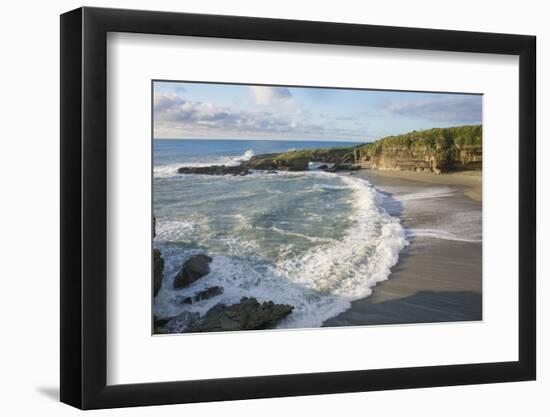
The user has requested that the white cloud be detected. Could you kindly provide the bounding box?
[249,86,292,105]
[153,92,365,139]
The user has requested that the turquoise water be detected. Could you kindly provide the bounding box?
[153,139,408,329]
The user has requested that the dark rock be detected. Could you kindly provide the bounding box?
[185,297,294,333]
[153,316,170,327]
[163,311,202,333]
[179,286,224,304]
[317,164,328,170]
[153,249,164,297]
[245,154,310,171]
[153,215,156,238]
[153,327,168,334]
[177,165,249,176]
[153,315,174,334]
[323,163,361,172]
[245,153,280,170]
[173,254,213,288]
[272,157,310,171]
[333,163,353,171]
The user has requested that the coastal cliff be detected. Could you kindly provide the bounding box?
[245,125,482,174]
[355,125,482,173]
[175,125,482,175]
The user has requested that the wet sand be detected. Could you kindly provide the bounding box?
[323,170,482,327]
[362,169,482,202]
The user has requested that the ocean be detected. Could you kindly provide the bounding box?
[153,139,408,329]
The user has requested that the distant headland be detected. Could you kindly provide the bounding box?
[176,125,482,176]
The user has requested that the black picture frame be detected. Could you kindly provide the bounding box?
[60,6,536,410]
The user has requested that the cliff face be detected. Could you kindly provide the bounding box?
[357,144,482,173]
[355,125,482,174]
[178,125,482,176]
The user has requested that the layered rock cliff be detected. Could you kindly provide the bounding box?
[175,125,482,176]
[354,125,482,173]
[243,125,482,174]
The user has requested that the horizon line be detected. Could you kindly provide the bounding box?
[153,137,368,143]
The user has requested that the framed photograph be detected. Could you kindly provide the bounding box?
[60,6,536,409]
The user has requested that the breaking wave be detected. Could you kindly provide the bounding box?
[154,149,255,178]
[154,171,408,329]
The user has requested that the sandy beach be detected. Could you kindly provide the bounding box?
[324,169,482,327]
[359,169,482,202]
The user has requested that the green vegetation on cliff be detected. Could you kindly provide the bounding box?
[357,125,482,154]
[275,146,354,163]
[243,124,482,173]
[355,125,482,172]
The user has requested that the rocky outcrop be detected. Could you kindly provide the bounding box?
[271,157,309,171]
[178,165,250,176]
[153,249,164,297]
[356,125,482,173]
[173,254,213,288]
[357,145,482,173]
[158,297,294,333]
[244,146,356,172]
[163,311,202,333]
[323,163,361,172]
[183,297,294,333]
[357,144,454,173]
[244,126,481,174]
[153,316,170,328]
[179,286,224,304]
[152,215,164,297]
[245,155,310,171]
[176,125,481,176]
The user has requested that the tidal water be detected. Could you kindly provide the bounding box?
[153,139,408,329]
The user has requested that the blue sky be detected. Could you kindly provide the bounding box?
[153,81,482,142]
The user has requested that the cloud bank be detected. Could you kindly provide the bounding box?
[153,82,482,140]
[385,95,482,123]
[153,91,361,139]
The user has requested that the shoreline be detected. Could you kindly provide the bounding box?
[360,168,482,202]
[323,169,482,327]
[156,155,483,329]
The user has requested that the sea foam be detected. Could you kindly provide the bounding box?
[154,149,255,178]
[154,171,409,329]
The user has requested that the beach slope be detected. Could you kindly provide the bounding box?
[324,170,482,327]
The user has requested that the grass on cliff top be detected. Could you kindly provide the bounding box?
[275,146,353,161]
[357,124,482,153]
[256,124,482,162]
